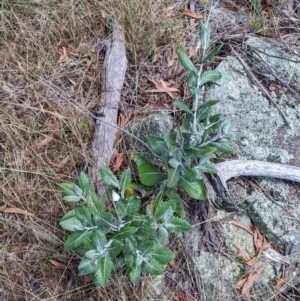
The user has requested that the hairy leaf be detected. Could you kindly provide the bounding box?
[119,169,132,197]
[167,165,181,188]
[155,199,177,222]
[174,101,193,114]
[196,164,218,174]
[199,20,211,50]
[202,43,223,63]
[137,163,167,186]
[132,154,151,166]
[176,48,197,72]
[142,258,163,275]
[60,217,85,232]
[129,264,141,283]
[179,177,206,200]
[199,70,222,87]
[99,167,120,189]
[210,142,236,155]
[113,226,138,241]
[78,256,98,276]
[74,204,92,226]
[107,239,123,259]
[92,230,107,249]
[94,212,119,233]
[92,253,113,287]
[164,216,191,233]
[65,231,86,249]
[152,247,175,264]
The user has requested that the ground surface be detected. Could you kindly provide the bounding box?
[0,0,299,300]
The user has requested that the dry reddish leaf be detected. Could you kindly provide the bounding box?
[167,45,178,67]
[0,204,7,211]
[146,78,179,99]
[242,263,269,300]
[174,290,197,301]
[235,278,247,289]
[253,226,266,252]
[49,260,77,270]
[183,10,204,20]
[84,274,93,285]
[234,242,252,262]
[227,220,254,236]
[0,232,8,239]
[58,46,68,63]
[189,47,195,58]
[37,135,54,148]
[117,113,131,129]
[169,260,178,271]
[274,278,287,289]
[44,151,69,169]
[10,243,32,252]
[245,255,259,267]
[113,153,124,172]
[50,277,58,290]
[3,207,34,216]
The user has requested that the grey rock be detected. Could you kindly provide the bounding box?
[194,37,300,300]
[124,111,173,155]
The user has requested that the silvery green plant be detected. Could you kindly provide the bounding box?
[59,17,240,288]
[134,19,241,200]
[59,168,191,287]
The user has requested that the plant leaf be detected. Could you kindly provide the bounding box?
[78,172,90,191]
[86,191,105,214]
[78,256,98,276]
[132,154,151,166]
[137,163,167,186]
[99,167,120,189]
[174,101,193,114]
[107,239,123,259]
[176,48,197,72]
[152,247,175,264]
[148,135,169,159]
[179,176,206,200]
[119,169,132,197]
[63,195,82,202]
[124,236,138,255]
[65,231,87,249]
[94,212,119,234]
[59,217,85,232]
[199,70,222,87]
[155,199,177,222]
[113,226,138,240]
[210,142,236,155]
[92,253,113,287]
[129,264,141,283]
[142,258,163,275]
[74,204,92,225]
[164,216,191,233]
[167,165,181,188]
[199,20,211,50]
[196,164,218,174]
[201,43,223,63]
[92,230,107,249]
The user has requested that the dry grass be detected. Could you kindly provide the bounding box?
[0,0,299,300]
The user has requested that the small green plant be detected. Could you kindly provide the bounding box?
[60,13,241,288]
[134,19,241,201]
[59,168,191,287]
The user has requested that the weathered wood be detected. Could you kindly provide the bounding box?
[92,25,127,196]
[216,160,300,183]
[205,160,300,211]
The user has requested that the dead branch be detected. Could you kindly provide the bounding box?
[204,160,300,211]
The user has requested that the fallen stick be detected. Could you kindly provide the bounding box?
[204,160,300,211]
